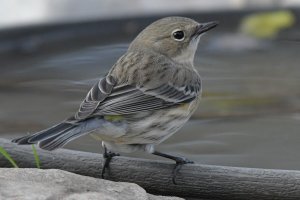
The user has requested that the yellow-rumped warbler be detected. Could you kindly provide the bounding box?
[12,17,218,184]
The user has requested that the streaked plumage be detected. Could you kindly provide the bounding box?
[14,50,201,151]
[12,16,218,183]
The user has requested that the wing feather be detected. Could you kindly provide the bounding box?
[95,83,199,115]
[71,57,201,121]
[74,75,116,120]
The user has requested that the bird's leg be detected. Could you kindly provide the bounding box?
[152,151,194,184]
[101,145,120,178]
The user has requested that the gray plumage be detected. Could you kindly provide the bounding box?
[12,16,218,155]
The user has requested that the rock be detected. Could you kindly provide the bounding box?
[0,168,182,200]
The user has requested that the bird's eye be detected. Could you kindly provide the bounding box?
[172,30,185,41]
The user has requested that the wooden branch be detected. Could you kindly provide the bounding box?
[0,138,300,199]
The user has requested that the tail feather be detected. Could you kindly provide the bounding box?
[12,117,105,151]
[28,123,75,143]
[11,135,35,144]
[38,125,86,150]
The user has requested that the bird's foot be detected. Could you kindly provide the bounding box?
[152,150,194,185]
[172,157,194,185]
[101,150,120,179]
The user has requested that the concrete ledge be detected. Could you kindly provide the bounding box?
[0,168,181,200]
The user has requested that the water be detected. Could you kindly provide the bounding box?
[1,37,300,170]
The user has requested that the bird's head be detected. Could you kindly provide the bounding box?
[129,17,218,65]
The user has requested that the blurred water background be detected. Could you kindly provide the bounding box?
[1,0,300,170]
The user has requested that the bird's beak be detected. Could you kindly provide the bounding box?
[193,21,219,37]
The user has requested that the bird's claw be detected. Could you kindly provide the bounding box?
[101,151,120,179]
[172,157,194,185]
[104,151,120,158]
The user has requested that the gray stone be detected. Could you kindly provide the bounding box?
[0,168,182,200]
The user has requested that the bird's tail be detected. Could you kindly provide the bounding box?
[12,118,103,151]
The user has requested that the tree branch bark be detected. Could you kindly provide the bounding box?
[0,138,300,199]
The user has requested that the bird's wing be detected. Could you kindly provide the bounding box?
[72,75,116,121]
[72,74,200,121]
[71,52,201,121]
[95,82,200,115]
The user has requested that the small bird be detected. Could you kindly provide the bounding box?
[12,17,218,184]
